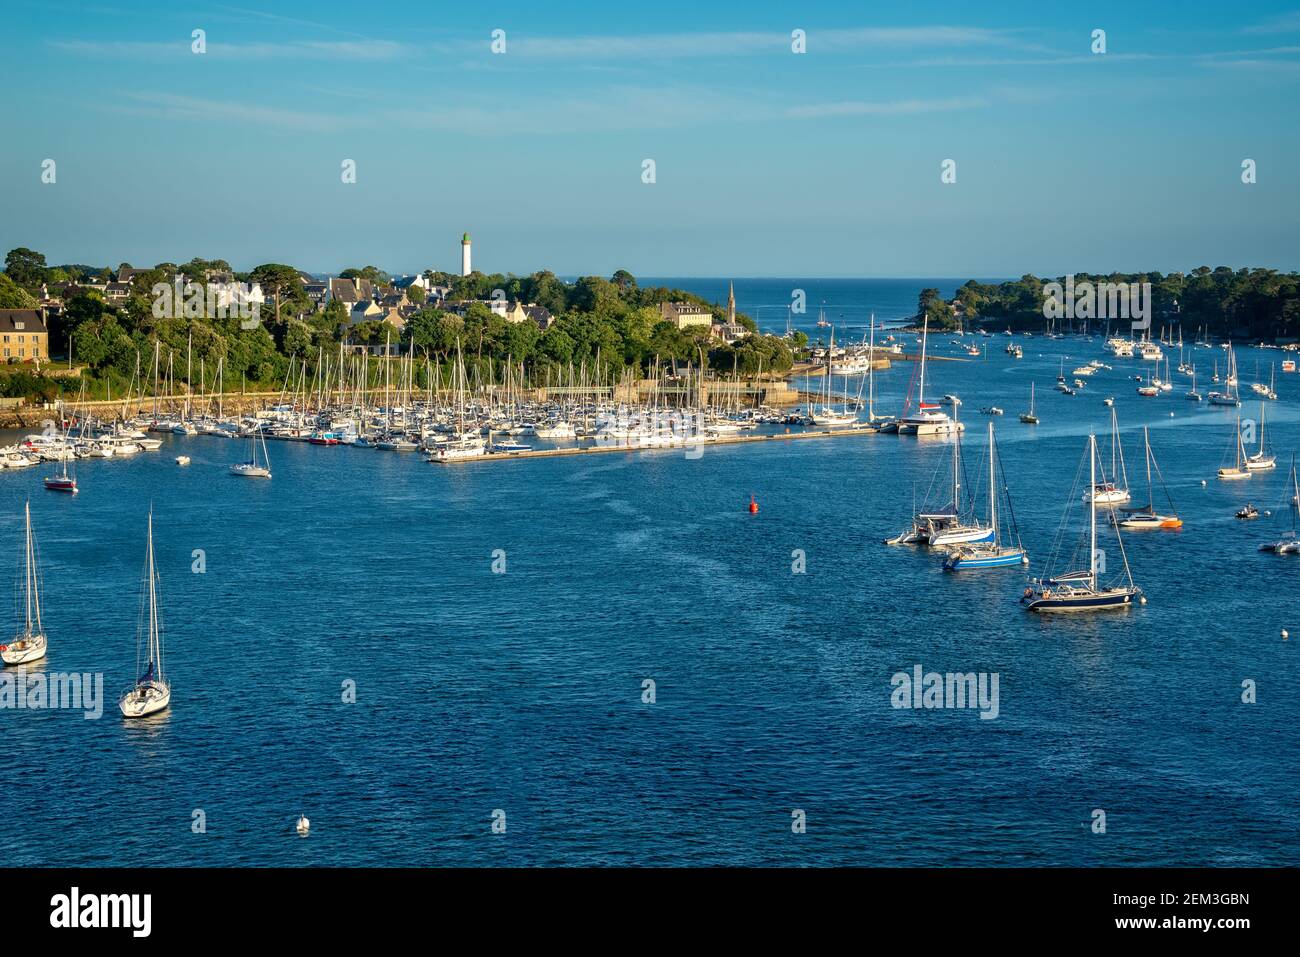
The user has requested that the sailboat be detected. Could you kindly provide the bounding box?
[42,449,78,493]
[1116,427,1182,529]
[886,408,990,546]
[943,423,1029,569]
[119,511,171,718]
[1019,383,1038,424]
[1245,401,1276,471]
[863,314,896,432]
[1259,456,1300,553]
[1186,364,1203,401]
[230,426,272,478]
[906,410,993,547]
[897,317,962,435]
[1,503,48,665]
[1083,407,1131,504]
[1023,433,1144,612]
[1209,345,1241,406]
[1217,415,1251,480]
[811,328,859,427]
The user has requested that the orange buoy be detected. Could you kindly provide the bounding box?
[748,494,759,514]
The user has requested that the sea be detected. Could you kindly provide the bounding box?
[1,278,1297,866]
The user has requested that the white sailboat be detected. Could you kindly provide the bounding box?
[119,512,171,718]
[1217,415,1252,480]
[1019,382,1038,424]
[1245,401,1276,471]
[897,317,962,436]
[1116,427,1182,529]
[1259,456,1300,554]
[230,426,273,478]
[1083,407,1131,504]
[2,503,48,666]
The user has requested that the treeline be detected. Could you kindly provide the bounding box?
[916,267,1300,340]
[0,248,794,400]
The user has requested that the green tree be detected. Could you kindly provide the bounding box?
[4,248,47,290]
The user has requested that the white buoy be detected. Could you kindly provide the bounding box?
[176,456,190,466]
[1201,480,1207,487]
[1283,629,1290,640]
[296,814,310,836]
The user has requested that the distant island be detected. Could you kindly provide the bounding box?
[913,269,1300,341]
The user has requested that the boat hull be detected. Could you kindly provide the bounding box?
[1024,589,1139,613]
[1,636,47,665]
[928,526,995,547]
[119,681,171,718]
[944,548,1027,570]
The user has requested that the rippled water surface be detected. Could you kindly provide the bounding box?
[1,331,1297,866]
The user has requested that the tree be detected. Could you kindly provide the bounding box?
[249,264,304,325]
[4,248,47,290]
[0,273,37,309]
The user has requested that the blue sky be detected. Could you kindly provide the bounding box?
[2,0,1299,278]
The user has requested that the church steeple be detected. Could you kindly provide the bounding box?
[726,281,735,325]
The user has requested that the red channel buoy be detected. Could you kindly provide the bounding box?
[748,494,759,514]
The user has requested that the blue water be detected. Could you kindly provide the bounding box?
[1,331,1298,866]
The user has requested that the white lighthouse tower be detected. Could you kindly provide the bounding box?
[460,232,472,276]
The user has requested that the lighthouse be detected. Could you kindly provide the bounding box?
[460,232,472,276]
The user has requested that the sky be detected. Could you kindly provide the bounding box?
[2,0,1299,278]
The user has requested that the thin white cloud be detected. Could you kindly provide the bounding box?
[51,38,408,59]
[1241,12,1300,34]
[503,26,1029,60]
[118,92,344,131]
[787,96,989,118]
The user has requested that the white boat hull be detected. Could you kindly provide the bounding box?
[2,635,47,665]
[119,681,171,718]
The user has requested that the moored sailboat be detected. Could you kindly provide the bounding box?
[1023,434,1144,612]
[1217,414,1252,480]
[118,511,171,719]
[1,502,48,666]
[230,426,272,478]
[1115,427,1182,529]
[1259,456,1300,554]
[943,422,1029,569]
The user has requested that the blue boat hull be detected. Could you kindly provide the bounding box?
[945,549,1026,570]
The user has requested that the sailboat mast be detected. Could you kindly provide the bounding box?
[1089,433,1098,589]
[1144,426,1153,506]
[918,317,928,406]
[867,314,875,418]
[25,501,35,634]
[988,422,997,539]
[147,511,159,672]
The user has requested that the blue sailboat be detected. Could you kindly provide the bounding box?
[944,422,1029,570]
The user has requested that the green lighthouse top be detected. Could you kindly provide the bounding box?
[462,232,471,243]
